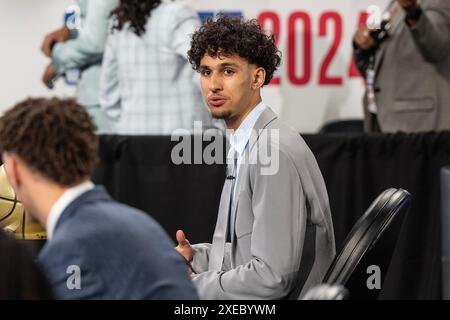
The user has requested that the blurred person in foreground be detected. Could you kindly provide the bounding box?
[0,97,198,300]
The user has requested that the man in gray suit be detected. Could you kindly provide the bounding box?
[41,0,119,133]
[354,0,450,132]
[176,16,336,299]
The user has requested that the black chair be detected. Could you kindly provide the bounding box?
[440,166,450,300]
[319,119,364,133]
[311,188,410,299]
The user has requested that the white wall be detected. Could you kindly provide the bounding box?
[0,0,75,112]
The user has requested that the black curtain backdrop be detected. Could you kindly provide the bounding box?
[93,132,450,299]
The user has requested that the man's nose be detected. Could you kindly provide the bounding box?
[209,74,223,93]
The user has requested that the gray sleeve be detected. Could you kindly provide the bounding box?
[192,243,232,274]
[191,243,211,274]
[52,0,119,73]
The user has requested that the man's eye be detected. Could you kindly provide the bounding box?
[224,69,235,75]
[201,70,211,76]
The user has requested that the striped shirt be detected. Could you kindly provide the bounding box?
[100,2,211,135]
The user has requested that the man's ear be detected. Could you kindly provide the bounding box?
[252,67,266,90]
[2,152,21,190]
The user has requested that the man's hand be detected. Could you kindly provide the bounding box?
[175,230,195,274]
[41,26,71,57]
[354,26,376,50]
[42,64,57,89]
[398,0,421,27]
[398,0,418,10]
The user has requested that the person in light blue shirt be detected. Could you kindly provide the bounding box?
[41,0,119,134]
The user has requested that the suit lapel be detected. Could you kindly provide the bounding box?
[229,108,278,245]
[375,1,404,74]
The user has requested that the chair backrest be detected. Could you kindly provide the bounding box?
[322,188,410,286]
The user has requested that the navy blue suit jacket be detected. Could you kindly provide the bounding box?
[38,186,198,299]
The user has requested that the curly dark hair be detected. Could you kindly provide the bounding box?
[188,16,281,86]
[0,98,98,186]
[110,0,162,36]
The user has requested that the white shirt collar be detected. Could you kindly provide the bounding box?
[229,101,266,158]
[46,181,95,240]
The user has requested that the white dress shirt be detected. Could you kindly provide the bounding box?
[46,181,95,240]
[228,101,267,187]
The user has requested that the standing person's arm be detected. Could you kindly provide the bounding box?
[175,230,218,274]
[352,26,376,78]
[400,0,450,63]
[168,5,202,89]
[99,24,120,119]
[41,26,71,58]
[51,0,119,75]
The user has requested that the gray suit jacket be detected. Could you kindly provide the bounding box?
[191,107,336,299]
[354,0,450,132]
